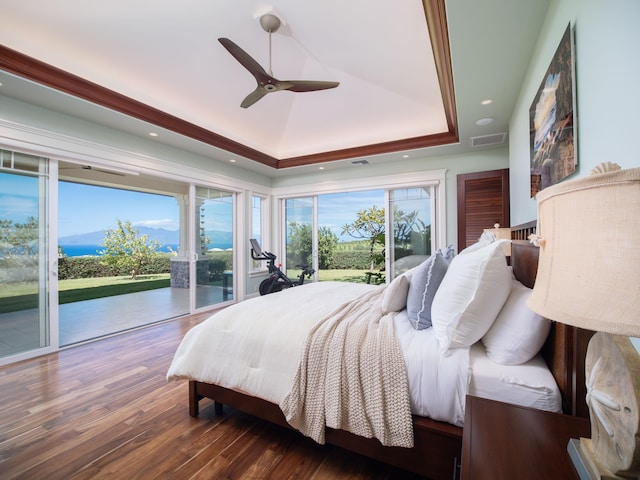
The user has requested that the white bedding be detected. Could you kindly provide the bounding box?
[468,342,561,412]
[167,282,377,405]
[167,280,561,431]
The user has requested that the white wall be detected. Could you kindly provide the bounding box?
[509,0,640,225]
[1,95,274,189]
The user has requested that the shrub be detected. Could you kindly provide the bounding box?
[329,250,373,270]
[204,251,232,282]
[58,254,172,280]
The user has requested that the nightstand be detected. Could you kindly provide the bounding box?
[461,395,591,479]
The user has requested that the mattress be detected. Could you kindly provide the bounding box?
[468,342,562,412]
[393,309,562,417]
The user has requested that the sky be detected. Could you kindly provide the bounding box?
[57,181,179,237]
[319,190,384,240]
[0,173,429,241]
[0,173,39,224]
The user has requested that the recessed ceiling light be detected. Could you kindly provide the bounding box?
[481,99,493,105]
[318,166,325,170]
[229,158,237,163]
[476,117,494,126]
[402,154,410,158]
[148,132,158,137]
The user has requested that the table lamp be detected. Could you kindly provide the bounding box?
[484,223,512,257]
[527,162,640,479]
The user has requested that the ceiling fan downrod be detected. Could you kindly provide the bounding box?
[259,14,281,76]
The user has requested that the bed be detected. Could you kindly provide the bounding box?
[167,229,587,480]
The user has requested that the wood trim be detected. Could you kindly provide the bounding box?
[0,2,457,170]
[423,0,458,138]
[0,44,280,169]
[279,0,459,169]
[511,220,537,240]
[571,327,594,418]
[277,131,458,168]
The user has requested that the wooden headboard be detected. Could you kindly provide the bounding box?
[510,224,593,418]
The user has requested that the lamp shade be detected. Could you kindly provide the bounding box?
[527,165,640,336]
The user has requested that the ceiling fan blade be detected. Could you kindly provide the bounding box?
[218,38,269,79]
[219,37,340,108]
[284,80,340,92]
[241,88,269,108]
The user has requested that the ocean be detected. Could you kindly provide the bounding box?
[59,244,180,257]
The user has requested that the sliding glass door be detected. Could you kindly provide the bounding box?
[281,186,435,284]
[0,151,53,362]
[193,186,235,310]
[389,187,433,277]
[284,197,315,281]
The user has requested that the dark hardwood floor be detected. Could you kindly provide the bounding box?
[0,312,426,479]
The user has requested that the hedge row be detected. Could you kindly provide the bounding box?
[321,250,377,270]
[44,249,376,281]
[57,254,172,280]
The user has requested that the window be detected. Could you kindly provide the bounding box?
[276,170,446,284]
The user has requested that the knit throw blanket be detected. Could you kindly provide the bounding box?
[280,287,414,448]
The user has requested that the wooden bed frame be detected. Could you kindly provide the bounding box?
[187,227,591,480]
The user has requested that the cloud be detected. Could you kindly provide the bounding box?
[0,194,38,222]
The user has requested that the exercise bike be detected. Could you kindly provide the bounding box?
[250,239,315,295]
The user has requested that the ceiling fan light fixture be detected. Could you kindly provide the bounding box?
[259,13,281,33]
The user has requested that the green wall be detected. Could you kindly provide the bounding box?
[508,0,640,225]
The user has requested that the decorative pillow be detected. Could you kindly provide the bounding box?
[431,240,511,354]
[458,230,497,255]
[381,273,411,314]
[406,252,450,330]
[482,280,551,365]
[441,244,457,262]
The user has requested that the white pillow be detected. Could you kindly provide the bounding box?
[459,230,497,254]
[382,273,411,314]
[482,280,551,365]
[431,240,511,355]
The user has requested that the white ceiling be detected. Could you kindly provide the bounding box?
[0,0,551,177]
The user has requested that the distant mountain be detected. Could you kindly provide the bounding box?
[59,227,180,246]
[59,227,234,249]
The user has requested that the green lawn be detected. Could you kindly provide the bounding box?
[0,269,382,315]
[0,274,170,314]
[289,268,385,284]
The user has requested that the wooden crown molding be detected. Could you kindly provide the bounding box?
[0,1,457,169]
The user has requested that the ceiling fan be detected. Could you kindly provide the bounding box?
[218,13,340,108]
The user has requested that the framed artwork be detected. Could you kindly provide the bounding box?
[529,24,577,197]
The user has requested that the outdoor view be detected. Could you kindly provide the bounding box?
[1,165,432,358]
[57,181,181,301]
[284,188,432,284]
[0,175,238,354]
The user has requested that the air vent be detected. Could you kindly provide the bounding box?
[470,133,507,147]
[351,159,370,165]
